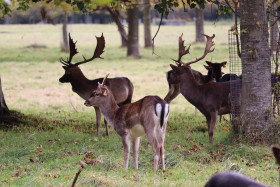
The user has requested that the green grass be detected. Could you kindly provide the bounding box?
[0,23,279,186]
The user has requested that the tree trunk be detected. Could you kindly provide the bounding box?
[0,75,10,119]
[127,3,140,57]
[270,0,279,51]
[143,0,152,48]
[106,7,128,47]
[240,0,272,142]
[195,8,205,43]
[61,10,69,52]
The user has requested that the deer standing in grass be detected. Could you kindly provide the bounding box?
[164,60,215,104]
[84,74,169,172]
[205,145,280,187]
[59,34,134,136]
[168,34,241,145]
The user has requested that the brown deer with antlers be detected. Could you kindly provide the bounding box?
[168,34,241,145]
[84,73,169,172]
[59,34,134,136]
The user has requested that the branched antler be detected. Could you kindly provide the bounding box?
[59,33,105,66]
[60,33,78,66]
[182,34,215,66]
[75,33,105,66]
[171,33,191,66]
[172,34,215,67]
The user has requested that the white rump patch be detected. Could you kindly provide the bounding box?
[156,103,162,118]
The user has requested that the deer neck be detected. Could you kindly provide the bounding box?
[179,73,202,104]
[99,93,119,128]
[70,71,93,100]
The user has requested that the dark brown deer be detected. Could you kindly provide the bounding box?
[164,62,215,104]
[205,145,280,187]
[59,34,134,136]
[84,74,169,172]
[168,34,241,145]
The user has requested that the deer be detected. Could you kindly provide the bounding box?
[164,61,215,104]
[168,33,242,145]
[205,145,280,187]
[84,73,169,172]
[59,33,134,136]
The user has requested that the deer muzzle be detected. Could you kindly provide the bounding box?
[84,100,91,107]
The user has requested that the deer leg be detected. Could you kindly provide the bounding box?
[208,112,217,145]
[104,119,109,136]
[156,123,167,171]
[146,130,160,172]
[219,115,222,122]
[132,137,140,169]
[121,135,131,169]
[94,106,102,136]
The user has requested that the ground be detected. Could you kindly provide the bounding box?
[0,23,278,186]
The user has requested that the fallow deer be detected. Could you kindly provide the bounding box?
[168,34,241,145]
[205,145,280,187]
[164,62,215,104]
[59,34,134,136]
[84,74,169,172]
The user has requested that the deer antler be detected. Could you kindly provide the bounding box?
[182,34,215,66]
[101,73,110,86]
[74,33,105,66]
[171,33,191,66]
[60,33,78,66]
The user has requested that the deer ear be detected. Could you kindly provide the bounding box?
[102,88,108,96]
[204,65,211,70]
[62,66,67,70]
[170,64,181,72]
[206,61,212,67]
[221,61,227,68]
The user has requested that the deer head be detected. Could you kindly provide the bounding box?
[84,73,110,107]
[205,61,227,81]
[59,33,105,83]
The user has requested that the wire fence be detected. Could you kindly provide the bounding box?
[228,29,280,139]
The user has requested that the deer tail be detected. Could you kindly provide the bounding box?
[154,97,169,128]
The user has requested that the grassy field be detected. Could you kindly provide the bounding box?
[0,23,279,186]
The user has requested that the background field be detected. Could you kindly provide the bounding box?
[0,23,278,186]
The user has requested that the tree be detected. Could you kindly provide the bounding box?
[105,6,128,47]
[240,0,272,140]
[127,3,140,57]
[61,8,69,52]
[195,7,205,42]
[143,0,152,48]
[269,0,279,51]
[0,75,10,120]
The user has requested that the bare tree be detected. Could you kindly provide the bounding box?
[240,0,272,141]
[143,0,152,48]
[195,7,205,43]
[127,3,140,57]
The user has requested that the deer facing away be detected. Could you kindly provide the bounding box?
[84,74,169,172]
[59,34,134,136]
[168,34,241,145]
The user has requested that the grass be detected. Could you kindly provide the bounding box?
[0,23,279,186]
